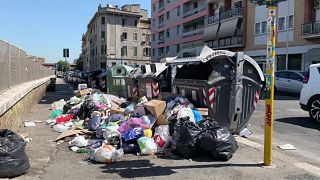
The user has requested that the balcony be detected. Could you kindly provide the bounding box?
[183,4,207,18]
[182,28,204,38]
[205,7,243,25]
[206,36,243,49]
[158,38,165,44]
[301,21,320,39]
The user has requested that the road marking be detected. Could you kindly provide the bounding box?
[294,163,320,177]
[235,136,263,150]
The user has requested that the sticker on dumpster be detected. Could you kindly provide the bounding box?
[181,89,186,97]
[127,85,131,97]
[146,83,152,98]
[192,91,197,101]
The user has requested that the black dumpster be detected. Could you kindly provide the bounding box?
[167,46,265,133]
[124,68,142,99]
[138,63,171,99]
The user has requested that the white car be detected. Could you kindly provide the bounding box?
[274,70,306,94]
[299,64,320,122]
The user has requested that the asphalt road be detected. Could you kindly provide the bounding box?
[249,94,320,167]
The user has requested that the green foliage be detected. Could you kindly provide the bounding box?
[56,60,70,71]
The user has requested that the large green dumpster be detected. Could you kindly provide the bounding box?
[107,65,134,98]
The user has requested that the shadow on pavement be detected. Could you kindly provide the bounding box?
[39,83,73,105]
[100,159,261,178]
[276,117,320,131]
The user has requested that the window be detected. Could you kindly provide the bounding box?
[101,45,107,55]
[101,31,105,40]
[159,0,164,9]
[193,2,198,8]
[152,34,155,42]
[134,47,138,56]
[276,55,286,71]
[159,47,164,55]
[167,0,170,3]
[261,21,267,34]
[134,20,138,26]
[255,22,261,35]
[146,34,151,42]
[121,46,127,56]
[166,11,170,20]
[122,19,127,26]
[176,44,180,53]
[159,15,164,24]
[288,15,294,29]
[276,71,290,78]
[166,46,170,54]
[288,54,302,70]
[166,29,170,38]
[144,48,151,56]
[122,32,127,41]
[278,17,286,31]
[289,72,303,81]
[124,62,128,65]
[112,62,116,66]
[152,49,155,56]
[177,25,180,35]
[134,33,138,41]
[153,4,156,12]
[177,6,180,16]
[152,19,156,27]
[101,17,105,25]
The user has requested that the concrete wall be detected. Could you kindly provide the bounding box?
[0,79,50,131]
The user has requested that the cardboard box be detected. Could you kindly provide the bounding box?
[110,108,125,116]
[75,89,90,97]
[143,100,166,118]
[155,115,168,127]
[197,108,209,116]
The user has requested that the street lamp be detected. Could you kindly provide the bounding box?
[249,0,286,166]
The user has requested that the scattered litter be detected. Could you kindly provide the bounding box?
[71,146,79,152]
[35,120,43,123]
[24,121,36,127]
[239,127,252,138]
[69,136,88,147]
[278,144,296,150]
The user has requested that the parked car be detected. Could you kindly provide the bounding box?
[78,71,89,85]
[88,70,104,89]
[72,71,81,85]
[299,64,320,123]
[274,70,306,94]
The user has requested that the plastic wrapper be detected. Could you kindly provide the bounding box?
[118,118,150,135]
[137,137,157,155]
[51,99,66,111]
[56,114,74,124]
[0,129,30,178]
[154,125,171,151]
[50,110,62,118]
[88,116,102,131]
[90,144,123,164]
[177,107,195,123]
[68,136,88,147]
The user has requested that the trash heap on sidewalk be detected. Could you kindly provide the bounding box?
[46,88,238,164]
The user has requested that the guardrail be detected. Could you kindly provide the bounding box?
[205,7,243,25]
[0,40,54,93]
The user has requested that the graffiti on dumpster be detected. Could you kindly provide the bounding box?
[266,104,272,126]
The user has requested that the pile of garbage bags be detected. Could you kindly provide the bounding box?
[46,88,238,164]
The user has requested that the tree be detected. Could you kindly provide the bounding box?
[74,57,83,71]
[56,60,70,72]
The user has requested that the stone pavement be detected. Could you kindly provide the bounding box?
[11,79,320,180]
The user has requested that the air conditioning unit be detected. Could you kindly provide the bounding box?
[314,0,320,9]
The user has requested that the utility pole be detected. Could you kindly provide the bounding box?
[250,0,286,166]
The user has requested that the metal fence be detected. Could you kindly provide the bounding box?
[0,39,54,92]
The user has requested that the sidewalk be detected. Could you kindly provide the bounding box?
[13,79,320,180]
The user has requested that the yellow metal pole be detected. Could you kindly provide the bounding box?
[264,1,277,166]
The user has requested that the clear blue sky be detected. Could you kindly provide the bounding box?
[0,0,151,63]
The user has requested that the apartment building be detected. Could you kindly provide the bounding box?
[151,0,208,61]
[82,4,151,71]
[245,0,320,72]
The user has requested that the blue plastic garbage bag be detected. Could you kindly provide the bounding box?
[88,116,102,131]
[192,109,203,123]
[123,128,144,142]
[109,114,125,123]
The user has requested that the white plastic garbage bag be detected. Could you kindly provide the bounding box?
[90,144,124,164]
[137,137,157,155]
[154,125,171,152]
[68,136,88,147]
[51,99,66,111]
[177,107,195,123]
[52,124,69,133]
[103,125,120,141]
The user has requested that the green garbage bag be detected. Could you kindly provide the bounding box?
[50,110,62,118]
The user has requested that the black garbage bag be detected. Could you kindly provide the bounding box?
[171,117,202,158]
[80,99,96,119]
[199,117,219,129]
[198,126,238,161]
[0,129,30,178]
[63,103,73,114]
[120,101,131,108]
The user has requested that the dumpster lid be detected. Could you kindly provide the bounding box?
[128,68,142,78]
[167,46,236,65]
[142,63,168,78]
